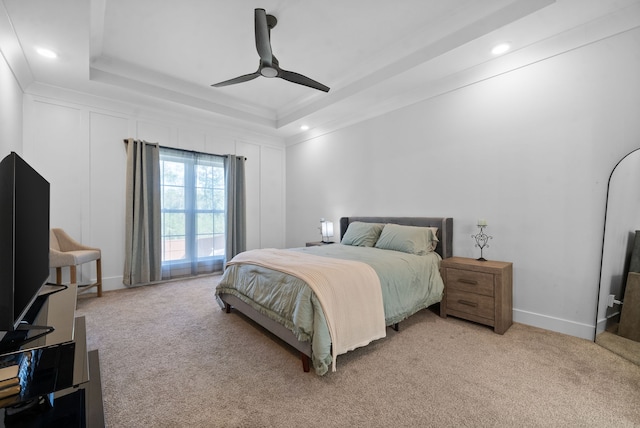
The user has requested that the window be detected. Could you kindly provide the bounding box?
[159,148,225,278]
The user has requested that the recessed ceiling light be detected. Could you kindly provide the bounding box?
[491,43,511,56]
[300,125,310,131]
[36,47,57,59]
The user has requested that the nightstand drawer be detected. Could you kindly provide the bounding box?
[445,268,494,297]
[446,288,495,320]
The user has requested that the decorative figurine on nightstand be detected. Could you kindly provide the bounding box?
[472,219,492,261]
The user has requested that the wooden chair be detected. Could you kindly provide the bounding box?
[50,228,102,297]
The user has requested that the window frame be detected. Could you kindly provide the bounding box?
[159,148,225,278]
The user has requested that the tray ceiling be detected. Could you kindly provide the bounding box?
[2,0,638,142]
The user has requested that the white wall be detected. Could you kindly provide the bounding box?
[286,28,640,340]
[21,90,285,292]
[0,51,23,155]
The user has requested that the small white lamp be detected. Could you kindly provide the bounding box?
[320,218,334,243]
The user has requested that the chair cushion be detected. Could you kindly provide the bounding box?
[50,249,100,268]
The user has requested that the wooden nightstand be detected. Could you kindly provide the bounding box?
[305,241,335,247]
[440,257,513,334]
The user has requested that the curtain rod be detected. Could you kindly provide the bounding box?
[123,139,247,160]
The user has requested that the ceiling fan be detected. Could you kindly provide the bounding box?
[212,8,330,93]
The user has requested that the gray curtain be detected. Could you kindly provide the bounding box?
[124,139,162,285]
[225,155,246,263]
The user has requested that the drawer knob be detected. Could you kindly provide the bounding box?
[458,299,478,307]
[458,278,478,285]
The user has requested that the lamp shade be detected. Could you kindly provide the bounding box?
[320,219,334,242]
[322,221,334,238]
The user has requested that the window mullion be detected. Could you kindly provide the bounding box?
[185,158,196,270]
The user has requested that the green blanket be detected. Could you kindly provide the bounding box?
[215,244,444,375]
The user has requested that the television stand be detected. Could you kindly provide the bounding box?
[15,324,54,332]
[0,324,55,354]
[0,284,104,427]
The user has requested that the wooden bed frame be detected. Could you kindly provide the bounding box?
[219,216,453,372]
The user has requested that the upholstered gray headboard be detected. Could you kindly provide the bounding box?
[339,217,453,259]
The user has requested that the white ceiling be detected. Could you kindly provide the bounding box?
[1,0,639,143]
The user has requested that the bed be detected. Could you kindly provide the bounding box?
[215,216,453,375]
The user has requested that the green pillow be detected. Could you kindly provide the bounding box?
[341,222,384,247]
[374,224,438,255]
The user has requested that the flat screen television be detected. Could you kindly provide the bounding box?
[0,152,50,332]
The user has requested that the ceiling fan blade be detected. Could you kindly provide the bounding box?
[254,8,272,66]
[212,9,329,94]
[212,72,260,87]
[279,69,330,93]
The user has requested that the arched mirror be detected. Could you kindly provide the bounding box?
[596,148,640,365]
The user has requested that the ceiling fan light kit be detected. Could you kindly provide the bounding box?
[212,8,330,93]
[260,67,278,78]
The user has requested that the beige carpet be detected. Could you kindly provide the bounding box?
[596,326,640,366]
[76,276,640,428]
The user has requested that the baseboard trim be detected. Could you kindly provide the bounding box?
[596,317,608,335]
[514,308,595,341]
[101,272,222,292]
[103,276,126,292]
[91,283,602,341]
[595,310,621,335]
